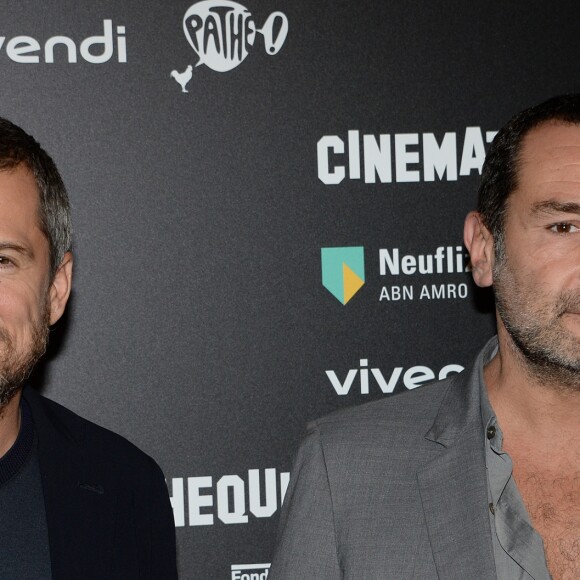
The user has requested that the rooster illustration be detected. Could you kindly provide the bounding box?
[170,65,193,93]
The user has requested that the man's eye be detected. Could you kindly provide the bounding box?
[550,223,579,234]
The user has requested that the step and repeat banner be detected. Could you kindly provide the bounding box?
[4,1,578,577]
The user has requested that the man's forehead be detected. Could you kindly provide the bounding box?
[0,163,40,202]
[0,165,43,229]
[513,122,580,202]
[520,121,580,162]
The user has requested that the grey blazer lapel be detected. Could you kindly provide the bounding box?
[417,343,497,579]
[417,432,496,579]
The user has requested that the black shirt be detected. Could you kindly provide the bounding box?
[0,399,51,579]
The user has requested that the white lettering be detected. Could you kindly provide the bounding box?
[189,476,214,526]
[395,133,420,182]
[459,126,486,176]
[371,367,403,394]
[348,130,360,179]
[231,572,269,580]
[418,254,433,274]
[380,246,466,277]
[404,365,435,389]
[80,19,114,63]
[401,255,416,275]
[360,358,369,394]
[116,25,127,63]
[379,248,399,275]
[45,36,77,63]
[419,283,469,300]
[317,136,345,184]
[217,475,248,524]
[6,36,40,63]
[378,285,414,301]
[423,132,457,181]
[325,368,357,395]
[170,470,288,527]
[0,20,127,64]
[432,284,445,299]
[439,364,464,379]
[280,471,290,504]
[248,469,277,518]
[317,127,496,185]
[169,478,185,527]
[364,134,392,183]
[326,362,462,395]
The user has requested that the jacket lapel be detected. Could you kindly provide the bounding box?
[416,339,498,580]
[24,387,118,580]
[417,432,496,579]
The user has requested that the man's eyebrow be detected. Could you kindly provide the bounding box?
[0,242,34,258]
[530,200,580,216]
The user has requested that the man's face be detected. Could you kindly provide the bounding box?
[493,122,580,387]
[0,165,54,407]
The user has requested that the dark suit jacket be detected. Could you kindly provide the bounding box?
[269,339,498,579]
[22,386,177,580]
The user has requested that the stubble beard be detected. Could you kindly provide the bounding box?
[493,251,580,392]
[0,299,50,411]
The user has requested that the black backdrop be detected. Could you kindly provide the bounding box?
[4,1,578,577]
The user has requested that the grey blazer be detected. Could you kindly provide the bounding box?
[270,341,498,579]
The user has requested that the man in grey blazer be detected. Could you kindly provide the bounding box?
[270,95,580,579]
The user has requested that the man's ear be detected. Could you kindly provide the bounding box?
[464,212,495,288]
[49,252,73,325]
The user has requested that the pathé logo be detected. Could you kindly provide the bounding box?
[172,0,288,89]
[183,0,288,71]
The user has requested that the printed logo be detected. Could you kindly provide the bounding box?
[0,20,126,64]
[231,563,270,579]
[172,0,288,92]
[168,468,289,527]
[325,357,464,396]
[378,245,470,302]
[317,128,498,185]
[321,247,365,305]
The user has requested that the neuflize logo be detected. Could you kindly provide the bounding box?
[321,247,365,305]
[231,563,270,579]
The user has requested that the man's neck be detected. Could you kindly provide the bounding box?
[484,328,580,447]
[0,391,22,458]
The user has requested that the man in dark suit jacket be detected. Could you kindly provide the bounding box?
[270,96,580,579]
[0,118,176,578]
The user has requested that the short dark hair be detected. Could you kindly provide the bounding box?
[478,94,580,253]
[0,118,72,277]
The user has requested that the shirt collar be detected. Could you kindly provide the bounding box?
[478,336,504,452]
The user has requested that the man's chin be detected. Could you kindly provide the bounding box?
[0,380,23,411]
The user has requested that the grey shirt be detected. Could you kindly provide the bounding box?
[479,339,551,580]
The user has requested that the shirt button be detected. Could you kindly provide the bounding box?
[487,426,496,440]
[489,503,495,515]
